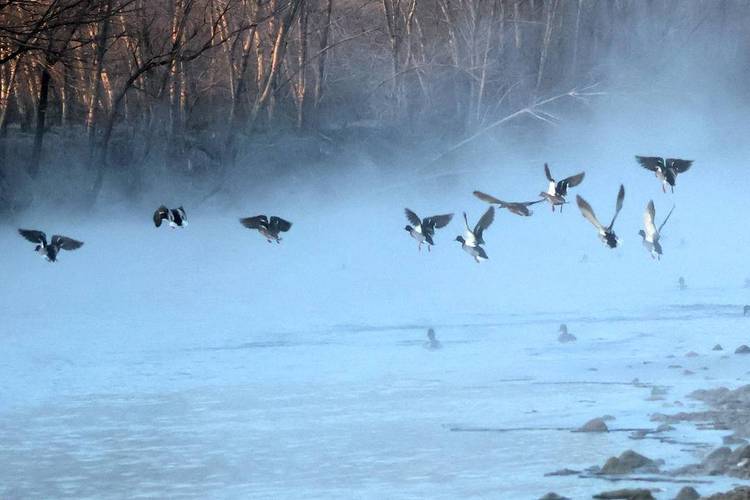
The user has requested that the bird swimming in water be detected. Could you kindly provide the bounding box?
[638,200,675,260]
[576,184,625,249]
[18,229,83,262]
[472,190,544,217]
[744,305,750,316]
[424,328,442,350]
[635,156,693,193]
[403,209,454,251]
[239,215,292,243]
[539,163,585,212]
[153,206,188,228]
[455,206,494,263]
[678,276,687,290]
[557,324,577,343]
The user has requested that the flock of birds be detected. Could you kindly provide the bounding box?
[406,156,692,262]
[15,155,691,263]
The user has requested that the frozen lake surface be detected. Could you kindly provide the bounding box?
[2,215,750,499]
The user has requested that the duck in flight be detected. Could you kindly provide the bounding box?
[472,191,544,217]
[240,215,292,243]
[153,206,188,228]
[18,229,83,262]
[576,184,625,249]
[635,156,692,193]
[639,200,675,260]
[539,163,585,211]
[455,206,494,263]
[403,209,454,251]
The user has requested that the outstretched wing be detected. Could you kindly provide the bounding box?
[658,204,676,233]
[561,171,585,189]
[607,184,625,230]
[667,158,692,173]
[635,156,664,172]
[643,200,657,240]
[404,208,421,227]
[423,213,453,230]
[269,216,292,233]
[544,163,555,183]
[239,215,269,229]
[51,235,84,251]
[520,199,546,206]
[576,195,604,232]
[473,190,504,205]
[18,229,47,246]
[473,206,495,242]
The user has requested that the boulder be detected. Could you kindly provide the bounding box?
[576,417,609,433]
[593,488,654,499]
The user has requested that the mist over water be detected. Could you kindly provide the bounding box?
[3,1,750,498]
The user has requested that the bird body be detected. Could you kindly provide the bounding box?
[635,156,692,193]
[540,163,585,211]
[404,209,454,251]
[153,206,188,228]
[576,184,625,249]
[473,191,543,216]
[455,207,494,262]
[638,200,675,259]
[18,229,83,262]
[240,215,292,243]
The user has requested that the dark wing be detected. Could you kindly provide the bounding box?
[475,245,489,260]
[153,206,168,227]
[423,213,453,230]
[404,208,421,227]
[576,195,604,231]
[473,190,504,205]
[658,204,676,233]
[557,171,585,196]
[18,229,47,246]
[667,158,692,173]
[239,215,269,229]
[269,216,292,233]
[607,184,625,230]
[635,156,664,172]
[544,163,555,183]
[51,235,84,251]
[561,171,585,189]
[473,206,495,242]
[519,199,546,206]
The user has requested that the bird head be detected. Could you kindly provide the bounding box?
[637,229,646,240]
[404,225,413,232]
[559,324,567,334]
[455,236,465,244]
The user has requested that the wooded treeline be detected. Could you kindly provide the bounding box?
[0,0,748,211]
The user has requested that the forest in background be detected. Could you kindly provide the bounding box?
[0,0,748,213]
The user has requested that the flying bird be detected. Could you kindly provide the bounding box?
[472,190,544,217]
[539,163,585,211]
[576,184,625,249]
[153,205,188,228]
[638,200,675,260]
[240,215,292,243]
[403,209,454,251]
[635,156,693,193]
[455,206,494,263]
[18,229,83,262]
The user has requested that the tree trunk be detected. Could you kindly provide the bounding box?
[28,64,50,179]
